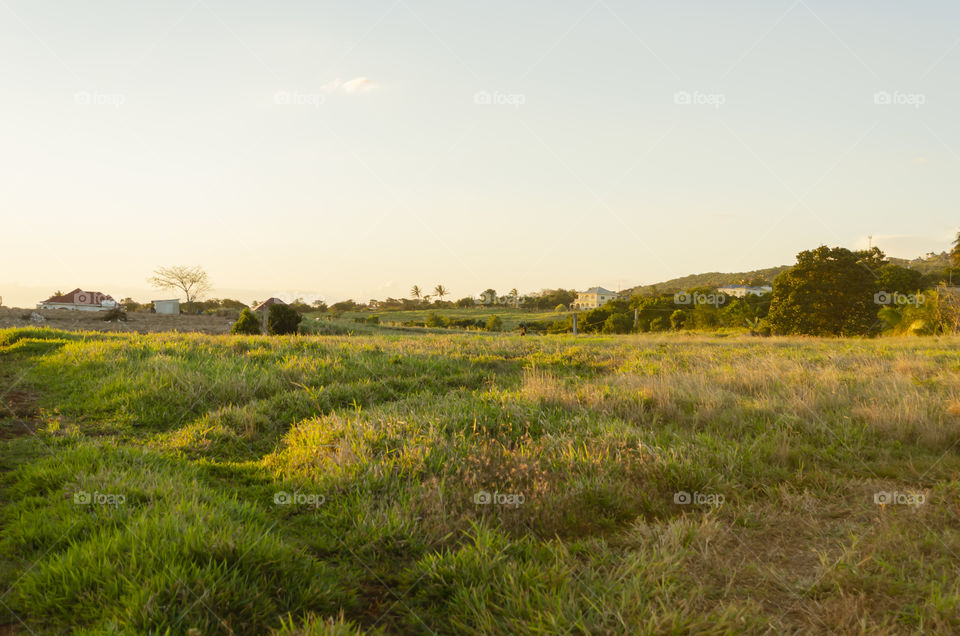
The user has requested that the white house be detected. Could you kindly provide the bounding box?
[39,288,117,311]
[573,287,619,309]
[717,285,773,298]
[152,299,180,315]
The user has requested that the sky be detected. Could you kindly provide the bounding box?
[1,0,958,307]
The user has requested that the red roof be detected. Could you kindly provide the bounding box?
[43,288,114,305]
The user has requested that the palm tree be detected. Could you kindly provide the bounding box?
[410,285,422,301]
[434,285,448,302]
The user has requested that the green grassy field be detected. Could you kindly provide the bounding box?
[323,307,569,330]
[2,327,959,633]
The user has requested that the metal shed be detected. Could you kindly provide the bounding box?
[152,299,180,315]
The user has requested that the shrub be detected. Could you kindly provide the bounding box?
[602,312,633,334]
[101,308,127,322]
[554,304,567,312]
[268,304,302,335]
[485,315,503,332]
[426,312,448,328]
[449,318,483,329]
[366,315,380,325]
[231,308,261,335]
[670,309,686,330]
[650,316,667,331]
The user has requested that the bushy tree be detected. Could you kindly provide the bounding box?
[231,308,261,335]
[426,312,448,328]
[485,315,503,332]
[670,309,686,330]
[268,304,301,335]
[876,264,924,296]
[602,312,633,334]
[767,246,880,336]
[329,300,359,315]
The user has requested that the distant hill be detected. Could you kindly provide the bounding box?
[887,251,950,273]
[623,265,790,297]
[624,251,953,297]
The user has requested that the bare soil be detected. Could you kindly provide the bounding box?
[0,307,234,334]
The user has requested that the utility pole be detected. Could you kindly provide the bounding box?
[572,312,578,336]
[868,235,873,250]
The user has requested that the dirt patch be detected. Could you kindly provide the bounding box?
[0,387,39,439]
[0,307,235,334]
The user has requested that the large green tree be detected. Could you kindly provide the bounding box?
[767,246,881,336]
[876,264,924,296]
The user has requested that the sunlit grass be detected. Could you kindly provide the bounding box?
[2,327,960,633]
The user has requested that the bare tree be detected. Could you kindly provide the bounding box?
[148,265,212,303]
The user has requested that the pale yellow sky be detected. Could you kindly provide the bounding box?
[1,0,958,307]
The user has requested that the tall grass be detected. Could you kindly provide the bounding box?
[2,328,959,633]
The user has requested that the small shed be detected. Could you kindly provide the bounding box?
[152,299,180,315]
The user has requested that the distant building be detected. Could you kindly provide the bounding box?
[253,297,286,313]
[152,299,180,315]
[573,287,619,310]
[39,288,117,311]
[717,285,773,298]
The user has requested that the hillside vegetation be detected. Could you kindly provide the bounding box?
[2,328,960,633]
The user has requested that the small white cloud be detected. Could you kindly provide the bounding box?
[320,77,377,95]
[342,77,376,93]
